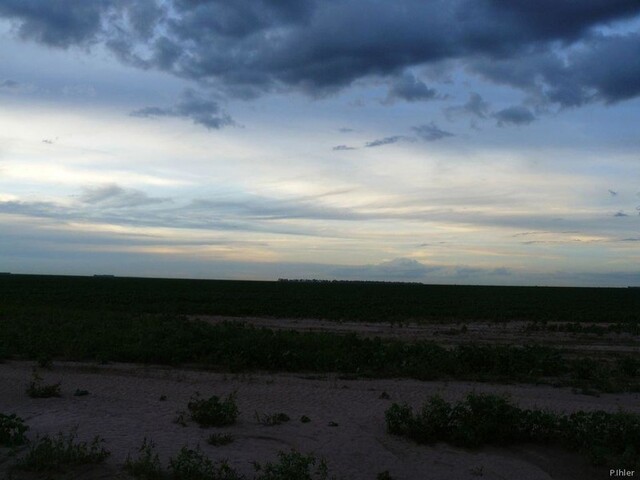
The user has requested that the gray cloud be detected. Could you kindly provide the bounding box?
[131,88,233,130]
[385,72,439,103]
[331,258,441,281]
[445,92,491,121]
[365,135,412,148]
[338,127,354,133]
[412,122,454,141]
[613,211,628,217]
[0,1,638,108]
[332,145,356,151]
[0,79,19,89]
[493,105,536,126]
[79,184,172,208]
[608,189,618,196]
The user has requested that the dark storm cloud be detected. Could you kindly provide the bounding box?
[131,89,233,130]
[471,33,640,108]
[1,1,639,107]
[385,73,439,103]
[412,123,454,141]
[493,106,536,126]
[365,136,412,148]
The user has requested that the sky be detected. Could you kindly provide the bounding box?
[0,0,639,286]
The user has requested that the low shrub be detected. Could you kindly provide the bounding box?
[0,413,29,448]
[169,446,242,480]
[385,393,640,470]
[15,430,110,472]
[377,471,394,480]
[253,451,329,480]
[124,438,165,479]
[187,392,239,427]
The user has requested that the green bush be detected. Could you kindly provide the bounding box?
[187,392,239,427]
[169,446,242,480]
[124,438,165,479]
[16,430,110,472]
[385,393,640,470]
[253,451,329,480]
[0,413,29,448]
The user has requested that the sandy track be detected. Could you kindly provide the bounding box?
[2,361,638,479]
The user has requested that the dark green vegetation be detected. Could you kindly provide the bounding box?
[1,315,637,392]
[124,438,164,479]
[2,274,639,323]
[1,274,638,393]
[525,321,640,335]
[15,431,110,473]
[376,471,394,480]
[169,447,242,480]
[385,393,640,470]
[252,451,329,480]
[125,442,330,480]
[187,393,239,427]
[0,413,29,448]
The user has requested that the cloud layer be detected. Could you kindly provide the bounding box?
[0,0,638,108]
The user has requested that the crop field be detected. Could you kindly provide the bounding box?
[1,274,638,394]
[1,274,640,323]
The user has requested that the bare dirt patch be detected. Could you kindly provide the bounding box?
[2,361,638,479]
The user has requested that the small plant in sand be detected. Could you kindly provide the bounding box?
[173,411,188,427]
[207,433,234,446]
[187,392,239,428]
[73,389,90,397]
[36,354,53,369]
[124,438,165,479]
[169,446,242,480]
[0,413,29,448]
[300,415,311,423]
[254,412,290,426]
[15,430,110,473]
[377,471,394,480]
[253,450,329,480]
[470,465,484,476]
[26,370,61,398]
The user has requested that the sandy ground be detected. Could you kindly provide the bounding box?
[2,361,638,480]
[191,316,640,355]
